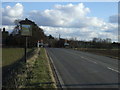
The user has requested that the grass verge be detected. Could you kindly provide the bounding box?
[2,48,56,88]
[25,48,55,88]
[2,48,35,88]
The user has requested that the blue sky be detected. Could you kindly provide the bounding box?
[2,2,118,41]
[2,2,118,22]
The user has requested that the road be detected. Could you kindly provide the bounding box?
[46,48,119,88]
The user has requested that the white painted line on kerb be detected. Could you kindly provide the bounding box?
[107,67,120,73]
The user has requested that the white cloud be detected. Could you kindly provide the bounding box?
[2,25,15,33]
[28,3,118,42]
[2,3,23,25]
[54,3,90,17]
[29,3,91,28]
[28,3,116,30]
[40,26,118,42]
[28,3,117,40]
[0,13,1,26]
[2,3,118,42]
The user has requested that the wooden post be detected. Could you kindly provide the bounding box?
[25,37,27,63]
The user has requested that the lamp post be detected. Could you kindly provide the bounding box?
[19,18,32,63]
[56,32,60,40]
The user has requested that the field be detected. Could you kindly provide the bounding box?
[2,48,34,67]
[2,48,55,88]
[75,48,119,59]
[2,48,24,67]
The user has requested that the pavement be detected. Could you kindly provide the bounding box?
[46,48,119,88]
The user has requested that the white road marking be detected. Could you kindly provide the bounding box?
[92,61,97,64]
[81,56,98,64]
[89,60,98,64]
[66,51,119,73]
[107,67,120,73]
[81,56,119,73]
[81,56,84,58]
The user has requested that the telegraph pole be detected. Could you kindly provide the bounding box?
[59,34,60,40]
[56,32,61,40]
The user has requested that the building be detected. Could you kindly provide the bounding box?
[2,28,9,46]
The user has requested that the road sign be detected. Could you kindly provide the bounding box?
[21,24,32,36]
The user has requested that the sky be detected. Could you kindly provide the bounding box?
[1,2,118,42]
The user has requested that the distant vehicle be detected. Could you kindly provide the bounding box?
[64,43,69,46]
[39,42,44,47]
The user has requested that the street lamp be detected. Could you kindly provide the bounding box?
[56,32,60,40]
[19,18,32,63]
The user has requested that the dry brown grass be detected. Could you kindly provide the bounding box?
[76,48,119,59]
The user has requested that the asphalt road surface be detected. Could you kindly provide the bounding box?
[46,48,119,88]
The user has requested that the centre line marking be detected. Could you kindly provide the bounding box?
[107,67,120,73]
[81,56,98,64]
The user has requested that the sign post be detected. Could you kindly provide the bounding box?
[25,37,27,62]
[20,19,32,63]
[37,40,40,48]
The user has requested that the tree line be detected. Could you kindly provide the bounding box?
[2,18,119,49]
[2,19,47,48]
